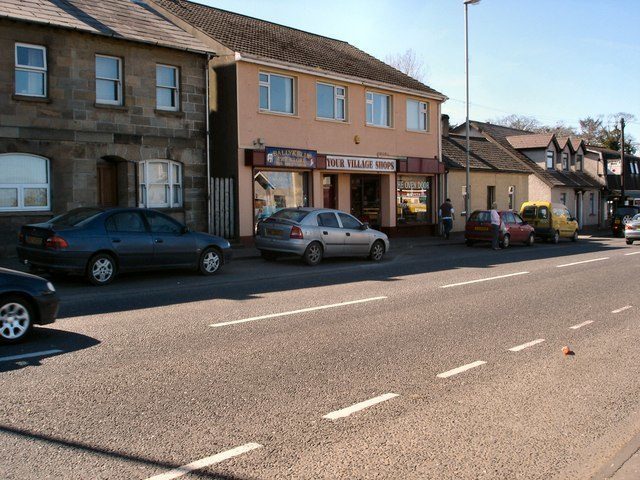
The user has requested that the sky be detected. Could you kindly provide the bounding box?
[194,0,639,140]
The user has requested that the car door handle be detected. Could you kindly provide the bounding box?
[345,232,351,237]
[154,239,163,243]
[322,231,328,235]
[111,238,121,243]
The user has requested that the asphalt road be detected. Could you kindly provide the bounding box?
[1,236,639,479]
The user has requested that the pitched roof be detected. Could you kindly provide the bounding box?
[442,135,531,173]
[151,0,444,97]
[506,133,556,150]
[0,0,211,53]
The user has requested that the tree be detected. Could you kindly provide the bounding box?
[536,122,577,138]
[598,125,637,155]
[488,114,541,132]
[385,49,426,82]
[578,116,603,144]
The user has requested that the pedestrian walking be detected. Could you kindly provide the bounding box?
[490,202,501,250]
[439,198,455,240]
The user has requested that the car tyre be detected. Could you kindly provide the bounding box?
[525,233,534,246]
[0,295,33,344]
[571,230,578,242]
[369,240,385,262]
[303,242,323,266]
[86,253,117,286]
[626,239,634,245]
[199,247,222,275]
[260,250,278,261]
[501,234,510,249]
[552,230,560,244]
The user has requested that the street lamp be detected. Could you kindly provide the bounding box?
[464,0,480,219]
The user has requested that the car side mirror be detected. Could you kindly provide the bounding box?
[361,223,369,230]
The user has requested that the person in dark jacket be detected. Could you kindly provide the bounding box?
[439,198,455,240]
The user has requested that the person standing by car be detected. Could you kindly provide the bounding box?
[439,198,455,240]
[490,202,501,250]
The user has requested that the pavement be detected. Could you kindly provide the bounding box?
[2,233,640,479]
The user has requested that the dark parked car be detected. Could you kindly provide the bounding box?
[17,208,232,285]
[0,268,58,344]
[611,206,640,237]
[465,210,535,248]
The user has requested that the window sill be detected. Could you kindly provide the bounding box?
[405,129,431,135]
[140,206,185,213]
[155,109,185,118]
[365,123,395,130]
[0,210,52,216]
[258,110,299,119]
[315,117,350,125]
[12,94,51,103]
[94,103,128,111]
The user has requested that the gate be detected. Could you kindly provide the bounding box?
[211,177,236,239]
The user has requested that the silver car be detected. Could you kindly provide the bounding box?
[625,213,640,245]
[255,208,390,266]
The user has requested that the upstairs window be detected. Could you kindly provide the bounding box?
[366,92,392,127]
[259,72,294,114]
[96,55,123,105]
[576,154,583,171]
[546,150,554,169]
[406,99,428,131]
[316,83,346,121]
[15,43,47,97]
[156,65,179,111]
[561,152,569,171]
[138,160,182,208]
[0,153,50,212]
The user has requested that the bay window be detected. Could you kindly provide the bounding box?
[0,153,50,211]
[138,160,182,208]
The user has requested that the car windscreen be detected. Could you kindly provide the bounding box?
[634,214,640,222]
[268,209,310,223]
[615,207,639,216]
[521,206,536,219]
[468,211,490,223]
[50,208,103,227]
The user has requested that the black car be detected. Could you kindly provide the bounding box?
[0,268,59,344]
[17,207,233,286]
[611,206,640,237]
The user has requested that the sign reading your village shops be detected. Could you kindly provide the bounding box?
[326,156,396,172]
[265,147,316,168]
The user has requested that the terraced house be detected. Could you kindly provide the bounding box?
[0,0,212,256]
[148,0,448,242]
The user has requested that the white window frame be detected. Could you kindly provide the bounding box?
[406,99,429,132]
[95,55,123,106]
[259,72,295,115]
[156,64,180,111]
[366,91,392,127]
[546,150,554,169]
[0,153,50,212]
[138,160,183,208]
[14,43,47,98]
[316,82,347,121]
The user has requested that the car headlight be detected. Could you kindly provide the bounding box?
[46,281,56,293]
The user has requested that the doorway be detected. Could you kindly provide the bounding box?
[323,174,337,209]
[98,162,118,207]
[350,175,381,227]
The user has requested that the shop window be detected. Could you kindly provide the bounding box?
[259,72,294,114]
[406,99,428,131]
[546,150,554,169]
[366,91,391,127]
[0,153,50,212]
[317,83,346,121]
[138,160,182,208]
[15,43,47,97]
[96,55,123,105]
[156,65,179,111]
[397,175,431,224]
[253,170,308,227]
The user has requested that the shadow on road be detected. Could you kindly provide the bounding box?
[0,328,100,373]
[0,424,253,479]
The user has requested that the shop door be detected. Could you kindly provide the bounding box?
[323,175,337,209]
[98,162,118,207]
[350,175,381,228]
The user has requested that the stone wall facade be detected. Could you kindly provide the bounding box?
[0,19,208,257]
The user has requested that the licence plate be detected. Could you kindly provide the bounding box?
[266,228,283,237]
[615,219,621,224]
[474,226,489,231]
[25,235,43,246]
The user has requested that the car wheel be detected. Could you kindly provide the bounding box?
[552,230,560,244]
[501,234,510,249]
[626,239,634,245]
[571,230,578,242]
[86,253,117,286]
[0,296,33,344]
[303,242,323,266]
[526,233,534,246]
[369,240,385,261]
[199,247,222,275]
[260,250,278,261]
[465,239,474,247]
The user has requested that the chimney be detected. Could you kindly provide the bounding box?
[441,114,450,138]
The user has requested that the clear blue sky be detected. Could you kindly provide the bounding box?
[195,0,639,140]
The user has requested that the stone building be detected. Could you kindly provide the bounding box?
[0,0,212,256]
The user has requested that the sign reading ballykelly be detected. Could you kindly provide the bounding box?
[265,147,316,168]
[325,156,396,173]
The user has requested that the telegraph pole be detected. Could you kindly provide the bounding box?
[620,117,626,203]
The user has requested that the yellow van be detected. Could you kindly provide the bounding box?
[520,201,579,243]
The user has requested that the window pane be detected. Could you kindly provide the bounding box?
[270,75,293,113]
[366,102,373,124]
[146,211,182,234]
[317,84,334,119]
[253,170,308,225]
[96,79,118,102]
[373,93,389,126]
[156,66,176,88]
[0,188,18,208]
[259,85,269,109]
[17,46,44,68]
[0,155,47,183]
[96,57,119,79]
[173,185,182,205]
[156,87,175,108]
[338,213,362,229]
[148,184,168,205]
[23,188,47,207]
[407,100,419,130]
[259,73,268,83]
[336,98,345,120]
[15,70,45,96]
[318,213,340,228]
[147,162,169,183]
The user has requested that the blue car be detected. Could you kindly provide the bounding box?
[17,208,232,286]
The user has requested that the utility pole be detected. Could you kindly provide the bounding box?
[620,117,626,204]
[463,0,480,218]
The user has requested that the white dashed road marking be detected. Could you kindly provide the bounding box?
[323,393,400,420]
[612,305,633,314]
[437,361,487,378]
[508,339,545,352]
[556,257,609,268]
[144,443,263,480]
[570,320,594,330]
[210,296,387,327]
[624,251,640,256]
[0,350,63,363]
[440,272,529,289]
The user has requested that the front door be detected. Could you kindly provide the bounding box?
[350,175,381,228]
[98,162,118,207]
[323,175,337,209]
[143,210,196,267]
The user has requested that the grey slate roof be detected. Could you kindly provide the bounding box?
[151,0,444,97]
[0,0,211,53]
[442,135,531,174]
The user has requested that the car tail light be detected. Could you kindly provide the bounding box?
[45,235,69,249]
[626,224,635,230]
[290,226,304,239]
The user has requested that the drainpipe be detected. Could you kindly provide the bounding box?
[205,53,212,233]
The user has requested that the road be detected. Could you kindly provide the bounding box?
[1,236,639,479]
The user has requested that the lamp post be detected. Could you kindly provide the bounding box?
[464,0,480,218]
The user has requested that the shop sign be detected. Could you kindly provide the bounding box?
[265,147,316,168]
[326,156,396,172]
[608,160,622,175]
[397,176,430,191]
